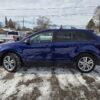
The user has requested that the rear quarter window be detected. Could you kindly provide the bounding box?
[71,31,95,41]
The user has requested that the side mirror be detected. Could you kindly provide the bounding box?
[24,39,30,45]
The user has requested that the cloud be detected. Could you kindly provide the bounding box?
[0,0,99,27]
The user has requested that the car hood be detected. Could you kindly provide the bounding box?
[0,41,21,47]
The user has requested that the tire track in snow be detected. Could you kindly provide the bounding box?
[55,66,83,88]
[70,68,100,100]
[48,67,72,100]
[48,67,87,100]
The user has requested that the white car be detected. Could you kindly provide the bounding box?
[6,31,20,41]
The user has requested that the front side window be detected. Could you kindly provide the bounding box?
[29,31,53,44]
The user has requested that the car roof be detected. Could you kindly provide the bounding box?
[21,28,95,41]
[38,29,93,33]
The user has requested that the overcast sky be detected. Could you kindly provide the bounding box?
[0,0,67,9]
[0,0,100,28]
[0,0,99,8]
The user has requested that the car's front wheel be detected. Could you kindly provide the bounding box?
[76,54,96,73]
[3,53,21,72]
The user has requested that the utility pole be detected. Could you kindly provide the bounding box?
[23,17,24,29]
[99,14,100,26]
[98,14,100,32]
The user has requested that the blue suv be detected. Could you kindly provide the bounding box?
[0,29,100,73]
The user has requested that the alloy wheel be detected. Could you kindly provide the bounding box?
[78,56,94,72]
[3,56,16,71]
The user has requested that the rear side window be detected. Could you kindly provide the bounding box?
[54,31,71,42]
[71,31,95,41]
[54,30,95,42]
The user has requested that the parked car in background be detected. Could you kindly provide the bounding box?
[6,31,22,41]
[0,29,100,73]
[0,31,23,43]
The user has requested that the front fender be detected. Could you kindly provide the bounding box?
[0,45,23,58]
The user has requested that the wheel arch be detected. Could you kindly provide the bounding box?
[0,50,24,65]
[74,52,99,65]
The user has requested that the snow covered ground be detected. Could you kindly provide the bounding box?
[0,65,100,100]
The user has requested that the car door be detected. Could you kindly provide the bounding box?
[23,31,53,63]
[53,30,77,62]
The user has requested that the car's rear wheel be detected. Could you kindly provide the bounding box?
[76,54,96,73]
[3,53,21,72]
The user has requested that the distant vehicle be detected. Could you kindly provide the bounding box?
[0,31,23,43]
[6,31,21,41]
[0,29,100,73]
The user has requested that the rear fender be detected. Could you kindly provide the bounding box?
[72,45,100,64]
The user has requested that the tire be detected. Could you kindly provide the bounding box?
[2,53,21,72]
[76,53,96,73]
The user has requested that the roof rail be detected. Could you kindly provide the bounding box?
[60,25,63,29]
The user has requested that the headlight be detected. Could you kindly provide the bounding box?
[0,45,2,49]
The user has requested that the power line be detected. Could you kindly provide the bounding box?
[0,13,93,17]
[0,5,95,17]
[0,6,97,10]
